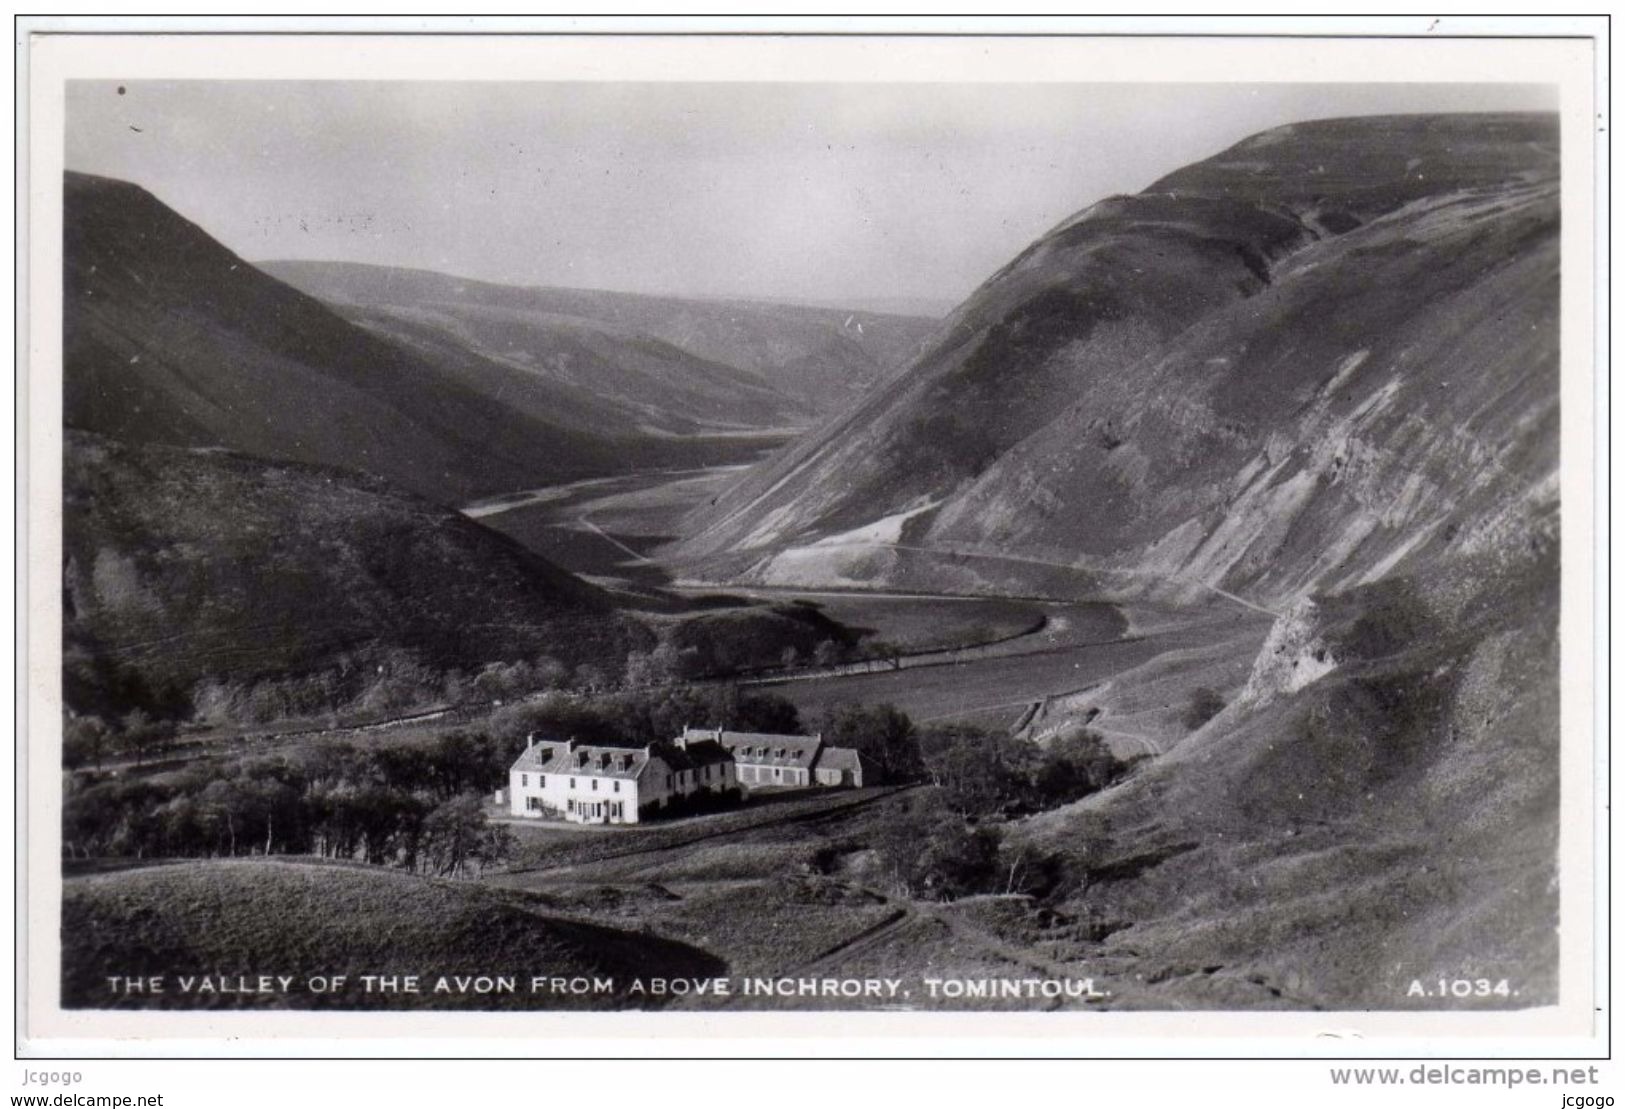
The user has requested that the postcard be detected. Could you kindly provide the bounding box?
[18,25,1603,1056]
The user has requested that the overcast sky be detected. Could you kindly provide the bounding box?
[66,81,1554,314]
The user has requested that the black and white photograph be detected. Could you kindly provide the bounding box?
[17,24,1603,1061]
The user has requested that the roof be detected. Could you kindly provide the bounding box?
[511,740,648,780]
[658,738,735,772]
[513,737,735,780]
[811,746,867,773]
[680,727,823,769]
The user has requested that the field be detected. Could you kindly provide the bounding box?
[752,603,1261,733]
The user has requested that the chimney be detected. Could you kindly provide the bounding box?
[526,733,535,751]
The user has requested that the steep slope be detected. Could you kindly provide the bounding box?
[1023,535,1559,1008]
[925,170,1556,608]
[65,173,699,505]
[667,113,1564,1004]
[262,260,938,415]
[62,859,724,1009]
[342,300,809,436]
[62,431,646,720]
[677,113,1558,608]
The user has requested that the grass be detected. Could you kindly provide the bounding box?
[489,787,1095,1009]
[61,858,723,1010]
[497,787,901,876]
[638,878,896,977]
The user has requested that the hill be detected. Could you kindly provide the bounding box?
[62,431,646,722]
[262,260,938,416]
[64,172,758,506]
[61,859,724,1009]
[676,113,1558,608]
[1020,534,1559,1007]
[670,113,1562,1004]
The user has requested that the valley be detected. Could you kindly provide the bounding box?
[57,109,1564,1013]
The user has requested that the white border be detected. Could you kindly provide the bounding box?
[16,24,1606,1059]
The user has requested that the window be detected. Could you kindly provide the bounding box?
[521,774,528,787]
[613,781,621,793]
[526,797,542,812]
[538,775,545,787]
[591,778,598,791]
[570,777,577,789]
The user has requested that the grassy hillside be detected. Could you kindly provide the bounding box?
[677,112,1558,605]
[344,301,808,435]
[262,260,938,416]
[1020,542,1559,1008]
[666,113,1563,1005]
[64,172,747,505]
[61,859,724,1009]
[63,431,646,721]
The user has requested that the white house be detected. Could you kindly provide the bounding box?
[508,735,736,825]
[677,727,872,791]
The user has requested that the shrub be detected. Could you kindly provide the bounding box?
[1035,727,1123,805]
[1181,686,1227,731]
[911,822,1005,900]
[918,722,1126,817]
[871,793,1061,900]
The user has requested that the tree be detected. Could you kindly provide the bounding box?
[422,793,492,877]
[63,715,110,769]
[473,661,533,702]
[821,703,924,784]
[116,708,170,765]
[873,794,1003,900]
[927,728,1034,816]
[532,655,570,690]
[911,821,1005,900]
[197,778,244,856]
[649,640,688,683]
[732,692,802,736]
[1035,727,1124,806]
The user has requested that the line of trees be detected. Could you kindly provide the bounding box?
[62,731,515,877]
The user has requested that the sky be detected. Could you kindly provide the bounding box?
[65,81,1555,314]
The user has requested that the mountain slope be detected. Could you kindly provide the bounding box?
[62,431,646,720]
[262,260,938,416]
[64,173,700,505]
[667,113,1564,1004]
[676,113,1558,609]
